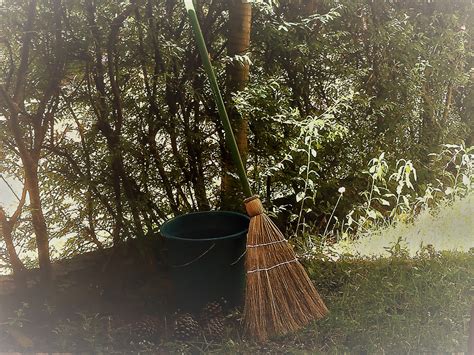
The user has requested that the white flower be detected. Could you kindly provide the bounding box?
[338,187,346,194]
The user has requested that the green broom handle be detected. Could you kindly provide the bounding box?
[184,0,253,198]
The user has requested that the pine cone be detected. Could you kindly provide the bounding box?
[174,313,199,340]
[200,301,223,324]
[200,301,226,339]
[133,315,161,342]
[202,317,224,339]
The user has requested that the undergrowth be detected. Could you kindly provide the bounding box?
[293,143,473,258]
[2,252,471,353]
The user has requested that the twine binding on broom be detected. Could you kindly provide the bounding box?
[243,195,328,341]
[247,258,298,274]
[247,239,288,248]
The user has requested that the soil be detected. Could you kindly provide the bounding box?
[0,237,177,351]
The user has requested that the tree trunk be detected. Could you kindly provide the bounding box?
[24,161,51,280]
[183,97,210,211]
[461,82,473,147]
[469,301,474,355]
[148,136,180,214]
[221,0,252,210]
[0,209,25,275]
[420,85,440,161]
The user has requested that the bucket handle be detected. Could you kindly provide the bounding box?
[171,244,247,268]
[171,243,216,268]
[230,250,247,266]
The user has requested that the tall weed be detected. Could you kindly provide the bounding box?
[295,143,473,257]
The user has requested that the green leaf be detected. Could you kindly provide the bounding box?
[296,191,305,202]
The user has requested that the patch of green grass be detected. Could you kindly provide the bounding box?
[302,251,473,353]
[160,251,473,354]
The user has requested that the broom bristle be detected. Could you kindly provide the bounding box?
[243,196,328,341]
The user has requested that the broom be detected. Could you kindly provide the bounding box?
[184,0,328,341]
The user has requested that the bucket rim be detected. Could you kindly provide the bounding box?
[160,210,250,242]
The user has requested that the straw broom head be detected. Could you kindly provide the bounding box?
[243,196,328,341]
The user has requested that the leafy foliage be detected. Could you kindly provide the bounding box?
[0,0,472,266]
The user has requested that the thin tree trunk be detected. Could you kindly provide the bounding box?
[148,137,180,214]
[420,85,440,160]
[221,0,252,210]
[442,82,453,121]
[0,209,25,275]
[469,301,474,355]
[134,7,180,215]
[183,98,210,210]
[0,182,28,286]
[24,162,51,279]
[107,2,146,239]
[164,83,196,209]
[67,98,104,250]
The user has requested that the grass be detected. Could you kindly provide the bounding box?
[219,252,473,354]
[303,251,473,354]
[12,250,470,353]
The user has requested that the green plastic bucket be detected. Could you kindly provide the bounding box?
[161,211,249,311]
